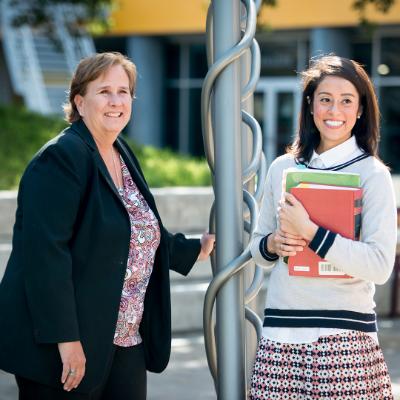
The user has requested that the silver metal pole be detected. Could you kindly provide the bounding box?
[213,1,245,398]
[202,0,265,397]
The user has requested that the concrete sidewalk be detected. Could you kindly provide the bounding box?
[1,319,399,399]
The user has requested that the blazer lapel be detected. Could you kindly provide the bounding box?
[69,120,126,203]
[93,151,123,201]
[69,119,159,218]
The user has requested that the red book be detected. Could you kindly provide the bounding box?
[288,183,362,278]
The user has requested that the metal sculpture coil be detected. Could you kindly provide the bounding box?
[201,0,268,388]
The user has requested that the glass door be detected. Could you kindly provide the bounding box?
[254,78,301,167]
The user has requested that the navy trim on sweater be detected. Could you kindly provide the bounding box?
[259,235,279,261]
[295,153,370,171]
[318,231,336,258]
[309,227,327,252]
[308,227,337,258]
[263,308,377,333]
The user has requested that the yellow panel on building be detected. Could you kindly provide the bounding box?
[109,0,209,35]
[259,0,400,29]
[109,0,400,35]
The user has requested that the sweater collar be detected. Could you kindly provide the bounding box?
[310,136,363,168]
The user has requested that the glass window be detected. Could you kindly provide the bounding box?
[276,92,295,155]
[254,92,264,134]
[380,86,400,173]
[163,87,204,156]
[297,40,310,72]
[189,44,208,79]
[259,42,298,76]
[352,41,372,75]
[164,88,180,150]
[94,36,127,54]
[380,37,400,76]
[165,44,180,79]
[188,88,204,156]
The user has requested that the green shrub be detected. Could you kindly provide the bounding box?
[0,105,211,189]
[0,106,67,189]
[128,141,211,187]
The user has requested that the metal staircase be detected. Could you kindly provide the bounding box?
[0,1,95,115]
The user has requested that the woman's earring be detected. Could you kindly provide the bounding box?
[310,111,314,115]
[357,114,361,119]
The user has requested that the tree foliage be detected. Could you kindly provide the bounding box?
[351,0,395,27]
[9,0,113,35]
[352,0,395,13]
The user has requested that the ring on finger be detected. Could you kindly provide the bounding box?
[68,369,76,377]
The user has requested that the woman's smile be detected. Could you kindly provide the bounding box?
[324,119,344,128]
[104,112,123,117]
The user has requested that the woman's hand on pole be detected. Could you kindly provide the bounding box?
[197,232,216,261]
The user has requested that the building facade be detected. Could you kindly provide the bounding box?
[94,0,400,173]
[1,0,399,172]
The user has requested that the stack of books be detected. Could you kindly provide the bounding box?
[282,168,362,278]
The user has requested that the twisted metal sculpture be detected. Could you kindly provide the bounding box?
[201,0,267,393]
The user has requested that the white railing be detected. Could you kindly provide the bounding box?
[1,0,95,115]
[1,0,49,112]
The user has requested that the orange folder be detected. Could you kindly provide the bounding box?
[288,183,362,278]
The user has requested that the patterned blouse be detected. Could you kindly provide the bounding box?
[113,155,161,347]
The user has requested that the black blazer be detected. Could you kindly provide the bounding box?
[0,120,201,393]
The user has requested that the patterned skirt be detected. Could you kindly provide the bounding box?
[250,330,393,400]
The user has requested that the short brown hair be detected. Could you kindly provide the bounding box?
[289,55,380,162]
[63,52,137,123]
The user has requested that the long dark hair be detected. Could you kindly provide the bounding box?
[289,55,380,162]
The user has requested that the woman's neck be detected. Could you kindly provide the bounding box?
[92,135,115,154]
[82,119,119,152]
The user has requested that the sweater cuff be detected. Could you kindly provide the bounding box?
[259,234,279,262]
[308,226,336,258]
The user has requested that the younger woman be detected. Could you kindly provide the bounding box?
[250,55,397,399]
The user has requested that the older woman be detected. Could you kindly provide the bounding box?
[0,52,214,399]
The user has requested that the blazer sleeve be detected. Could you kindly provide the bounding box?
[165,230,201,276]
[21,138,89,343]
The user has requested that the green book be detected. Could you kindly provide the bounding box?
[284,167,361,192]
[282,167,361,263]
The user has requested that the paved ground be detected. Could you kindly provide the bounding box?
[1,319,399,400]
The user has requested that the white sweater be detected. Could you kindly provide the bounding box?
[250,141,397,336]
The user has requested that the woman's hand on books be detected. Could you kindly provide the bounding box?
[268,229,307,257]
[278,193,319,241]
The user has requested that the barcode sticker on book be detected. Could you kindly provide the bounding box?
[318,262,346,276]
